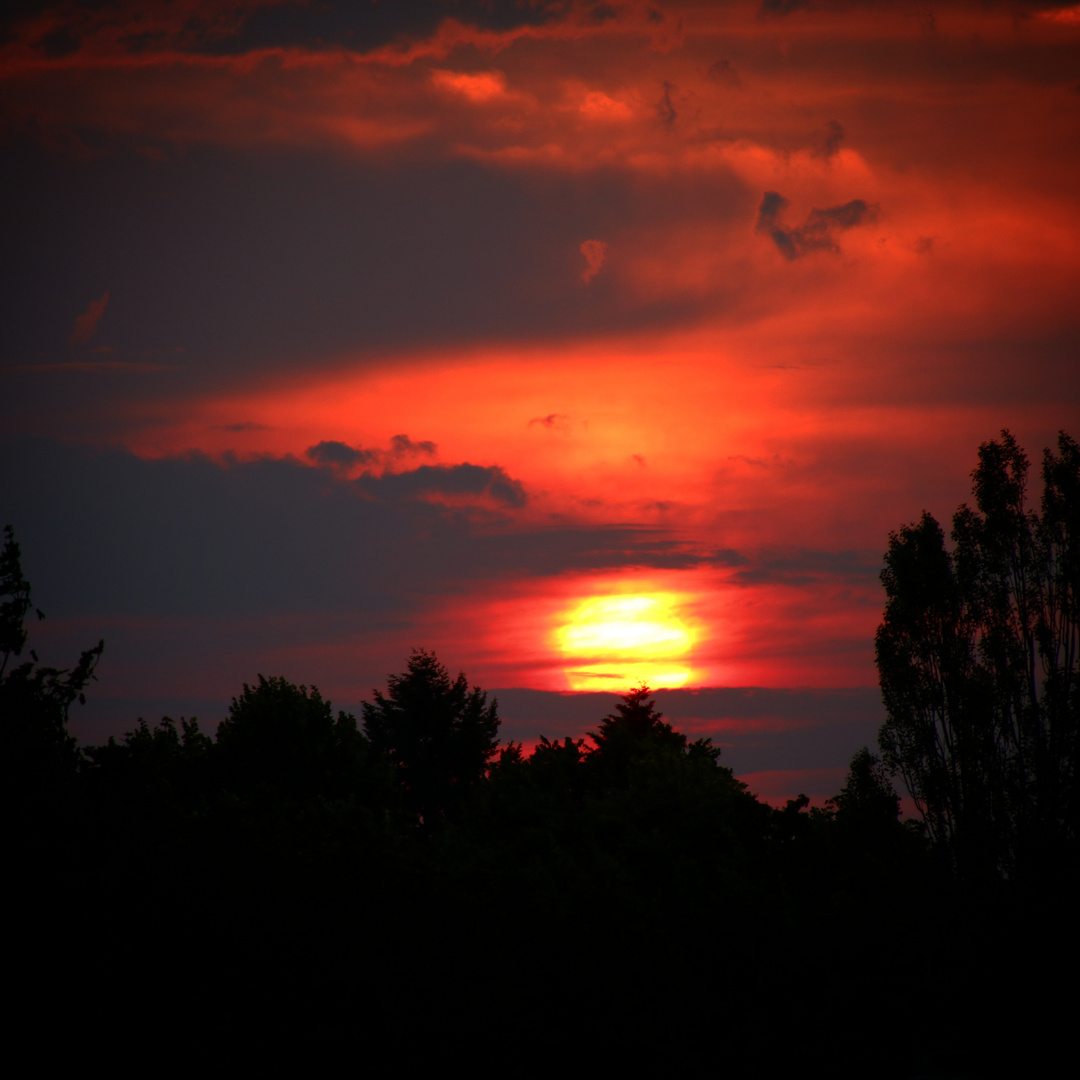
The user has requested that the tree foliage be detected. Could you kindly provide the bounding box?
[826,746,902,827]
[590,683,693,751]
[586,683,722,786]
[362,648,500,820]
[876,430,1079,879]
[217,674,376,801]
[1,524,103,804]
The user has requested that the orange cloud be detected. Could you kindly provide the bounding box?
[431,69,508,103]
[577,90,635,122]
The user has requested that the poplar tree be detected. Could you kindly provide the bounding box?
[875,431,1079,880]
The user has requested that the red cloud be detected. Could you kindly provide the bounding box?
[430,69,508,103]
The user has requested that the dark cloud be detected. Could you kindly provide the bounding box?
[712,548,751,567]
[657,81,677,127]
[356,462,528,508]
[5,0,573,59]
[0,437,886,619]
[305,444,524,508]
[217,421,269,433]
[756,191,790,236]
[0,144,745,407]
[0,438,513,619]
[755,191,879,259]
[710,546,881,586]
[307,439,380,469]
[213,0,547,55]
[307,436,436,471]
[35,27,81,58]
[489,528,702,577]
[0,438,700,621]
[388,434,437,458]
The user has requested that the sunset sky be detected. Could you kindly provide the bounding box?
[3,0,1078,803]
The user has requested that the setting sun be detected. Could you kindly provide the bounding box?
[555,594,695,691]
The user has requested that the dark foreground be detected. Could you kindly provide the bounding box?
[9,690,1075,1078]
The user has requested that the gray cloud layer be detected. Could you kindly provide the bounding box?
[1,437,885,620]
[0,438,700,618]
[1,145,746,393]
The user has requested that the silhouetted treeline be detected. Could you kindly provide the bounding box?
[3,524,1076,1076]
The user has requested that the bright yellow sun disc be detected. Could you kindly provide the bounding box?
[556,594,694,691]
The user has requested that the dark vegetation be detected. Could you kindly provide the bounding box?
[5,432,1077,1075]
[877,431,1078,885]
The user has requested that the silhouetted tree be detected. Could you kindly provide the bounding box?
[827,746,902,826]
[3,524,105,1007]
[1,524,103,807]
[812,746,920,872]
[83,715,214,830]
[876,430,1079,880]
[362,648,500,821]
[79,715,216,902]
[587,683,720,786]
[590,683,686,747]
[85,715,212,801]
[217,674,379,802]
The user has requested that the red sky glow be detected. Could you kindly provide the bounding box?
[3,0,1077,800]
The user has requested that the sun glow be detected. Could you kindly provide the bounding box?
[555,593,695,691]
